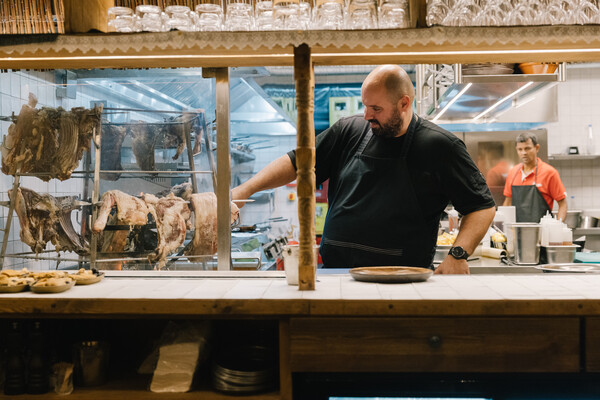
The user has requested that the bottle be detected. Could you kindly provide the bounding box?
[27,321,49,394]
[4,322,26,395]
[447,207,459,233]
[569,195,577,211]
[586,124,595,155]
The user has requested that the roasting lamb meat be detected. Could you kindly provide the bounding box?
[161,113,195,161]
[130,121,161,172]
[8,187,88,254]
[92,190,150,233]
[155,182,193,200]
[142,193,191,269]
[100,124,127,181]
[185,192,240,257]
[1,93,102,181]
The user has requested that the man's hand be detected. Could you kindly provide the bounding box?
[434,256,469,274]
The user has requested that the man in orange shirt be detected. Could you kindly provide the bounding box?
[503,132,567,222]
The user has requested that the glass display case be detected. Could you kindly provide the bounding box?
[0,67,298,272]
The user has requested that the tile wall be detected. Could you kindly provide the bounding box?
[545,65,600,211]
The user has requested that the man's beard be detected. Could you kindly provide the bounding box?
[369,110,404,138]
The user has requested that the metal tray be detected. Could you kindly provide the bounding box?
[535,264,600,273]
[349,266,433,283]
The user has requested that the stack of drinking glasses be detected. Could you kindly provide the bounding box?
[427,0,600,27]
[108,0,412,32]
[108,5,197,32]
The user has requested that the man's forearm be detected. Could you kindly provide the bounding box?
[454,206,496,255]
[231,155,297,200]
[556,198,568,222]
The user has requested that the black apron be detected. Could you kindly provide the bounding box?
[510,163,551,223]
[320,114,438,268]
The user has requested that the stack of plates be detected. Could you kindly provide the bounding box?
[462,63,515,75]
[211,345,275,394]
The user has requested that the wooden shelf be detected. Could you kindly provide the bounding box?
[549,154,600,160]
[0,378,280,400]
[2,25,600,69]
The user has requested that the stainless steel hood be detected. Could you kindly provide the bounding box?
[418,64,564,126]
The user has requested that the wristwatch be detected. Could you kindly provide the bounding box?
[448,246,469,260]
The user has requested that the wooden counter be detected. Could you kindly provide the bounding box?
[1,274,599,400]
[1,274,599,317]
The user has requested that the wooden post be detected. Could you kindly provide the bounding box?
[294,44,316,291]
[63,0,114,33]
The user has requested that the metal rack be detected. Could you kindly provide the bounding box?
[0,107,219,270]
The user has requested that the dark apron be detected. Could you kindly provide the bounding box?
[510,163,551,223]
[320,114,438,268]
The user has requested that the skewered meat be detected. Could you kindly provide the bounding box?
[161,113,194,161]
[185,192,240,257]
[8,187,88,254]
[155,182,193,200]
[130,121,161,172]
[55,202,89,253]
[92,190,150,233]
[142,193,191,269]
[97,212,129,271]
[1,93,102,181]
[100,124,126,181]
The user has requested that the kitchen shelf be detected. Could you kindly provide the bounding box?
[549,154,600,160]
[460,73,561,84]
[2,25,600,70]
[0,376,280,400]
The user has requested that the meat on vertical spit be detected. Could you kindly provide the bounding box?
[100,124,127,181]
[1,93,102,181]
[92,190,150,233]
[8,187,88,254]
[130,121,161,172]
[185,192,240,257]
[161,113,195,161]
[142,193,191,269]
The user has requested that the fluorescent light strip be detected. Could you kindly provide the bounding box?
[432,83,472,122]
[473,81,533,121]
[3,47,600,63]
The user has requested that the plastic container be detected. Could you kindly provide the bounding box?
[586,124,595,155]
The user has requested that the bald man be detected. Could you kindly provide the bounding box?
[232,65,495,274]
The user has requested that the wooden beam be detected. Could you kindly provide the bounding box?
[294,44,316,291]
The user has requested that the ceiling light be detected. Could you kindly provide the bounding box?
[432,83,472,122]
[473,82,534,121]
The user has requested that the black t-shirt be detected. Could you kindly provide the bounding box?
[288,114,495,222]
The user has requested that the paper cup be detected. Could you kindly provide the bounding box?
[282,244,319,285]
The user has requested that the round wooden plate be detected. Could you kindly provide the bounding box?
[30,279,75,293]
[70,272,105,285]
[0,284,29,293]
[349,266,433,283]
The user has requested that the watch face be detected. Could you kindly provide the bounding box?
[450,246,467,259]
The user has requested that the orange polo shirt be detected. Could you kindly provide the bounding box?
[503,158,566,210]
